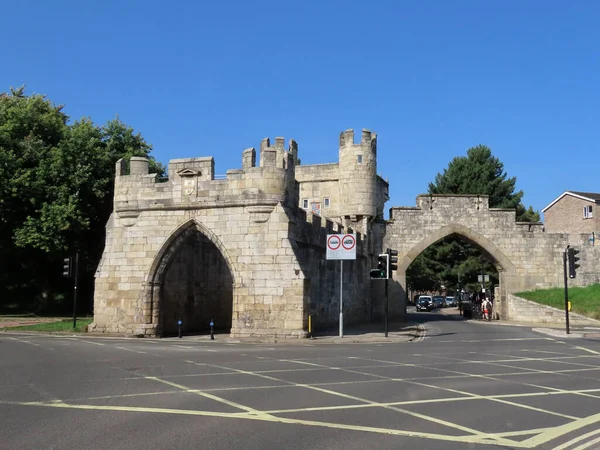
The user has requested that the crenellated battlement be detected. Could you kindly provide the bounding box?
[258,137,298,169]
[339,128,377,151]
[112,135,302,221]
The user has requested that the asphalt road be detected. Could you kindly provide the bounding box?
[2,309,600,450]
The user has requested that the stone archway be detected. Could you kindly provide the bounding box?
[144,219,237,336]
[394,223,516,319]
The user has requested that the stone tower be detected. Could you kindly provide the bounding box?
[338,129,378,222]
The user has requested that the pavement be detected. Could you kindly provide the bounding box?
[2,308,600,449]
[0,316,64,329]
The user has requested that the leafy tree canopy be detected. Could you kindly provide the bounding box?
[0,86,164,313]
[428,145,540,222]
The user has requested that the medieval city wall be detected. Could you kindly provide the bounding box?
[385,194,600,319]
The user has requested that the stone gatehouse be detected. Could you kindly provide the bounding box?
[91,130,388,337]
[91,129,600,337]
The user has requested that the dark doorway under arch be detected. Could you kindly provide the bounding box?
[159,229,233,336]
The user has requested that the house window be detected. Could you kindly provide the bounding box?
[302,199,308,209]
[324,197,330,208]
[357,155,363,164]
[584,205,593,219]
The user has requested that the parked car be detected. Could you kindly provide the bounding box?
[433,296,445,308]
[445,296,456,307]
[416,296,434,312]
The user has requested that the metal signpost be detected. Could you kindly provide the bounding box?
[326,234,357,338]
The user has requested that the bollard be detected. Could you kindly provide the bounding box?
[210,319,214,340]
[308,314,314,338]
[177,318,182,338]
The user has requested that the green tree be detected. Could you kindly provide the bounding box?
[428,145,540,222]
[0,86,164,313]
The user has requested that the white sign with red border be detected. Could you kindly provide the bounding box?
[326,234,356,260]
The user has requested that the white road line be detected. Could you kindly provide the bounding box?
[573,346,600,356]
[115,346,146,354]
[78,339,105,346]
[8,337,40,347]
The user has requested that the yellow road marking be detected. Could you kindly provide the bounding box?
[573,435,600,450]
[349,357,580,420]
[0,400,526,447]
[68,390,183,401]
[273,360,513,444]
[523,412,600,447]
[553,428,600,450]
[146,376,262,414]
[491,427,552,437]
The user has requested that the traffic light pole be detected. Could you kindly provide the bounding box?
[384,278,389,338]
[563,246,570,335]
[73,252,79,329]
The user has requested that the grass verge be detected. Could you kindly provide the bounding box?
[516,284,600,320]
[8,318,93,333]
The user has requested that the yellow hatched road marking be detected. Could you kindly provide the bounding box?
[554,428,600,450]
[273,360,514,444]
[146,377,261,414]
[572,435,600,450]
[0,400,526,447]
[523,412,600,447]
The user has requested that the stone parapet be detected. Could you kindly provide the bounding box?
[506,294,600,326]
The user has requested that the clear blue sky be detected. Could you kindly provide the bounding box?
[3,0,599,219]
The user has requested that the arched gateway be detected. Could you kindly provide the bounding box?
[145,219,236,336]
[90,130,599,338]
[384,194,597,319]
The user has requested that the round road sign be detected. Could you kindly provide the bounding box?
[342,234,356,250]
[327,235,341,250]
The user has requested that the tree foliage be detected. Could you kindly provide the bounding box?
[0,86,164,313]
[428,145,540,222]
[407,145,539,295]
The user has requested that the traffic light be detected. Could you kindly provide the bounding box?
[63,257,73,278]
[378,253,389,279]
[370,253,389,279]
[568,247,580,278]
[387,248,398,278]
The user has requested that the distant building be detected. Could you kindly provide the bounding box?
[542,191,600,234]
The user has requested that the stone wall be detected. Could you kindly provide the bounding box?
[384,194,599,320]
[506,294,600,326]
[296,163,340,217]
[290,210,372,329]
[544,194,599,234]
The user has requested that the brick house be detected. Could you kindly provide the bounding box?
[542,191,600,235]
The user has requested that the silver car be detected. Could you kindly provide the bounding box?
[445,296,456,307]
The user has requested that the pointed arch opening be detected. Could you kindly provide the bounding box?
[396,223,516,319]
[145,219,236,337]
